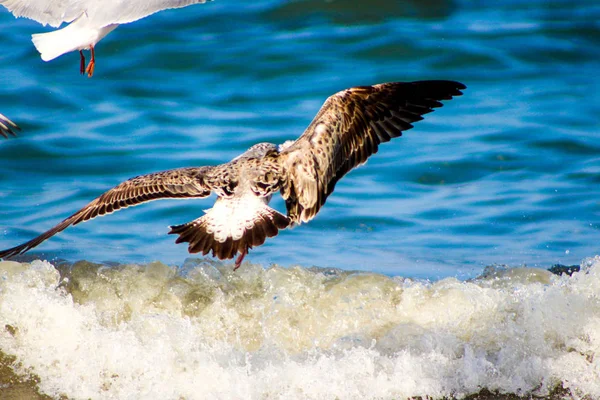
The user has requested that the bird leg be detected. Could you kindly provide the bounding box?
[233,249,248,271]
[79,51,86,75]
[85,45,96,78]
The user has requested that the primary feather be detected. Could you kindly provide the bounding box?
[0,113,20,138]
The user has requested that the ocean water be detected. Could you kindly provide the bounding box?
[0,0,599,398]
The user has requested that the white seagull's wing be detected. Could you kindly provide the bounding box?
[0,0,210,28]
[90,0,211,26]
[0,0,85,27]
[279,80,466,224]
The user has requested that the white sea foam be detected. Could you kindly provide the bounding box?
[0,257,599,399]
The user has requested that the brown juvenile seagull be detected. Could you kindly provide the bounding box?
[0,80,465,269]
[0,113,20,138]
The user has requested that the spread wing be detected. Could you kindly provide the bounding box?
[0,167,215,259]
[0,0,84,27]
[0,0,210,28]
[93,0,211,26]
[279,80,466,224]
[0,113,19,138]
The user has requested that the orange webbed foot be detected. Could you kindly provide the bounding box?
[85,60,95,78]
[84,45,95,78]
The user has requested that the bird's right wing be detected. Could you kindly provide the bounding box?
[0,167,215,259]
[279,80,466,224]
[94,0,211,26]
[0,113,19,138]
[0,0,84,27]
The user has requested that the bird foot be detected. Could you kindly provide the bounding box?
[79,51,85,75]
[85,60,95,78]
[233,249,247,271]
[84,45,95,78]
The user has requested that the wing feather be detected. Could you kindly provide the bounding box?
[0,0,210,27]
[0,0,83,27]
[0,113,19,138]
[96,0,210,25]
[279,80,466,223]
[0,167,214,259]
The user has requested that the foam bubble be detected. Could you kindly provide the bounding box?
[0,257,599,399]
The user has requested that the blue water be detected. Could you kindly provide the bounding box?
[0,0,599,280]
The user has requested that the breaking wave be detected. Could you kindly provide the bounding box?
[1,257,599,399]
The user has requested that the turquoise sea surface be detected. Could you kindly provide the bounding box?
[1,0,599,278]
[0,1,599,399]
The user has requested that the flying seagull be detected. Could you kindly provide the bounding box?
[0,0,212,77]
[0,80,465,268]
[0,113,19,138]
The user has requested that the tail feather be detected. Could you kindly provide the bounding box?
[169,207,290,261]
[32,27,82,61]
[31,15,117,62]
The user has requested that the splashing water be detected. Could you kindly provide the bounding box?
[1,256,599,399]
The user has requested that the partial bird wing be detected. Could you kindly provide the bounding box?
[0,113,19,138]
[279,80,466,224]
[0,167,214,259]
[0,0,209,28]
[0,0,85,27]
[93,0,210,26]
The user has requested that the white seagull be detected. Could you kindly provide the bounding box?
[0,113,19,138]
[0,0,212,77]
[0,80,465,269]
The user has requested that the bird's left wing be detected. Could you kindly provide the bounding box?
[0,167,215,259]
[279,80,466,224]
[0,113,19,138]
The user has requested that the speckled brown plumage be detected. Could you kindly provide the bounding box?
[0,80,465,268]
[279,80,466,223]
[169,204,289,260]
[0,167,214,259]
